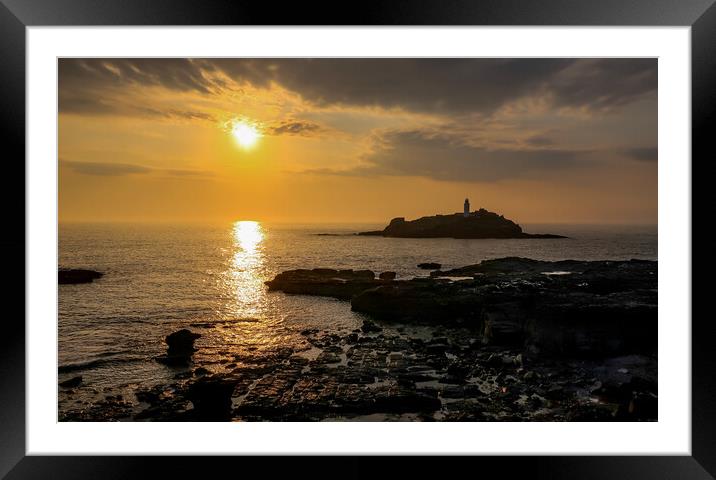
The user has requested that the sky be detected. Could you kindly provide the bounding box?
[58,58,657,224]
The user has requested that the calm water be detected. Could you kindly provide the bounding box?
[58,222,657,413]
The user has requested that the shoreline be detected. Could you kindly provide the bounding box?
[59,256,657,422]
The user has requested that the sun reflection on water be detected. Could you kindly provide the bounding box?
[234,221,263,254]
[227,221,266,318]
[210,220,294,363]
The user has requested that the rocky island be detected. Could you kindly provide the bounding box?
[359,200,565,239]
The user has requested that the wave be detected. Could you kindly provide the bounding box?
[58,355,145,373]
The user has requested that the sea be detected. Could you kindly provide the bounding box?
[58,222,657,416]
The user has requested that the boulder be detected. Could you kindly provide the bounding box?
[379,271,397,281]
[185,376,237,420]
[166,329,201,357]
[155,329,201,366]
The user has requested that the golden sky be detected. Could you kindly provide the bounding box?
[58,59,657,224]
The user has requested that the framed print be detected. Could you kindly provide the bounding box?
[3,0,713,477]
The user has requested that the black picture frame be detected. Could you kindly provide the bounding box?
[2,0,712,477]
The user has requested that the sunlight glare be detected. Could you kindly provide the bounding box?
[231,121,261,149]
[233,220,263,254]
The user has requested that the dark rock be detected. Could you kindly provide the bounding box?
[155,329,201,366]
[379,271,397,281]
[482,304,525,346]
[265,268,379,300]
[351,279,483,325]
[545,385,565,400]
[566,403,619,421]
[440,385,465,398]
[166,329,201,357]
[418,263,442,270]
[360,319,382,333]
[626,392,658,420]
[59,376,82,388]
[266,257,656,357]
[373,386,442,413]
[58,268,103,284]
[438,374,465,385]
[135,389,161,405]
[155,355,192,367]
[426,343,449,355]
[338,372,376,384]
[398,372,436,383]
[185,376,237,420]
[352,257,656,356]
[316,351,342,364]
[486,354,503,366]
[446,363,469,378]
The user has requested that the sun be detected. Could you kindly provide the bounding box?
[231,120,261,149]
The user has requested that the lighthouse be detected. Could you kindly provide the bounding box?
[464,198,470,217]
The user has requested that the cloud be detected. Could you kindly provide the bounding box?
[524,134,555,146]
[154,109,216,122]
[212,59,655,115]
[266,120,323,137]
[623,147,658,162]
[59,58,657,118]
[163,169,215,178]
[60,159,213,178]
[301,130,592,182]
[549,59,657,112]
[60,159,151,176]
[59,93,215,123]
[58,59,215,94]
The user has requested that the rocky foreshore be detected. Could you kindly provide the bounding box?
[59,324,657,422]
[267,257,657,357]
[58,257,657,422]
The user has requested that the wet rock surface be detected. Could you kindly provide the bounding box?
[59,268,103,284]
[269,257,657,357]
[59,326,657,422]
[265,268,381,300]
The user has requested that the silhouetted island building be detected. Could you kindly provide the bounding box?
[359,200,566,239]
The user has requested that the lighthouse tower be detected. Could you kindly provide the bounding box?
[464,198,470,217]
